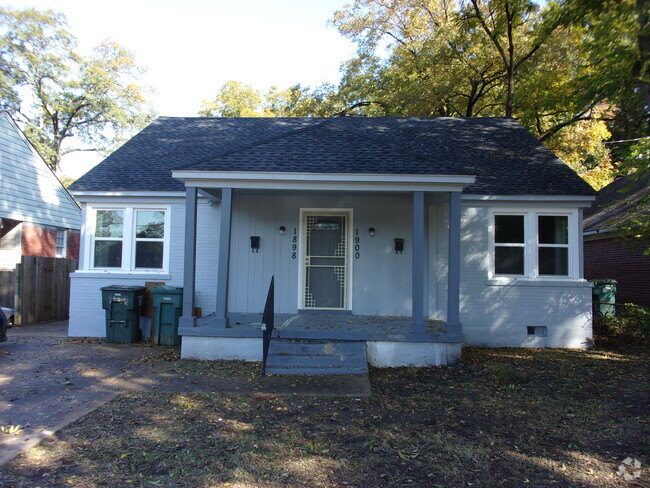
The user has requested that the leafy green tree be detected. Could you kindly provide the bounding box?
[199,81,347,118]
[264,84,318,117]
[329,0,638,184]
[0,8,154,173]
[330,0,505,117]
[199,81,265,117]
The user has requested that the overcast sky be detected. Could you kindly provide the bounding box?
[6,0,357,177]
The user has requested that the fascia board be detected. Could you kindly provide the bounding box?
[463,194,596,208]
[72,191,186,202]
[172,170,475,192]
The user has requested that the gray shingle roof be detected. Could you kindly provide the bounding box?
[584,171,650,233]
[70,116,595,196]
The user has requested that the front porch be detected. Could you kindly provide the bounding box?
[174,174,472,367]
[180,312,464,369]
[181,312,462,343]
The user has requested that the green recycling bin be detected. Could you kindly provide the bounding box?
[590,279,617,317]
[100,285,146,343]
[152,286,183,346]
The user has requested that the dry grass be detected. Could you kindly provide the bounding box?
[1,346,648,488]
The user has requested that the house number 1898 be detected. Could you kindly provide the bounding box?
[291,228,297,259]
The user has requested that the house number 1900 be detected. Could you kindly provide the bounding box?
[354,229,360,259]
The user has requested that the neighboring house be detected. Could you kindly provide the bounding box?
[584,172,650,306]
[67,117,595,367]
[0,113,81,270]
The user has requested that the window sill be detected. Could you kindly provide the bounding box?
[487,277,592,288]
[72,270,171,280]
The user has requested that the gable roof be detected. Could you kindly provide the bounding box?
[584,171,650,233]
[0,113,81,230]
[70,116,595,196]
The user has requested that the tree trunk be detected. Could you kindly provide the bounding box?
[637,0,650,132]
[505,66,515,117]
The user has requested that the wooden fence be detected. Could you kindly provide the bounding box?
[13,256,78,325]
[0,270,15,308]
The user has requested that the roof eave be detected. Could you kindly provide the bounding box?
[171,170,476,192]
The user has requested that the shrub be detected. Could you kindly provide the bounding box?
[594,303,650,345]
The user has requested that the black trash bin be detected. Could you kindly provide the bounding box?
[152,286,183,345]
[100,285,146,343]
[590,279,617,317]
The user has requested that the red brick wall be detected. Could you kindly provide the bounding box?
[21,225,57,258]
[584,236,650,306]
[67,230,80,260]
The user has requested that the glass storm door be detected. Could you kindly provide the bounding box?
[303,214,348,310]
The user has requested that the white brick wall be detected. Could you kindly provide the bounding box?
[68,198,219,337]
[458,205,592,348]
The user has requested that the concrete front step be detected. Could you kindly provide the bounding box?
[265,339,369,375]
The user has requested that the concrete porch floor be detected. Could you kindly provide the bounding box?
[185,312,462,342]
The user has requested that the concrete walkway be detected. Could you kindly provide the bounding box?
[0,321,370,465]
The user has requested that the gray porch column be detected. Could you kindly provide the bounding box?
[180,186,198,327]
[214,188,233,327]
[446,191,462,335]
[411,191,426,333]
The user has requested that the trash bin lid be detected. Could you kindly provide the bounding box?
[100,285,147,292]
[152,286,183,295]
[588,279,617,285]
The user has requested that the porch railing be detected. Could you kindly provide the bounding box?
[261,276,275,375]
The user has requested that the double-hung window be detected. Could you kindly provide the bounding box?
[55,229,68,258]
[492,211,574,279]
[94,210,124,268]
[538,216,569,276]
[90,207,168,272]
[134,210,165,269]
[494,215,525,275]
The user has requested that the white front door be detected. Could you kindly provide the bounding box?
[301,212,350,310]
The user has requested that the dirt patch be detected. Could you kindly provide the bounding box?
[0,346,648,488]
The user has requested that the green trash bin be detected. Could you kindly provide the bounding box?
[590,279,617,317]
[152,286,183,346]
[100,285,146,343]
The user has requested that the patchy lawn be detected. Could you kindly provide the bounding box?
[1,347,648,488]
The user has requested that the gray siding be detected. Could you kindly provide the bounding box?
[0,114,81,229]
[226,192,445,316]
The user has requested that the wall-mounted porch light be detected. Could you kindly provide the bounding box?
[394,238,404,254]
[250,236,260,253]
[279,226,286,235]
[368,227,375,237]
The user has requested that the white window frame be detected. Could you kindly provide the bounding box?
[55,229,67,258]
[537,214,570,277]
[86,205,171,273]
[92,209,125,268]
[132,209,167,271]
[493,213,526,276]
[489,208,579,280]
